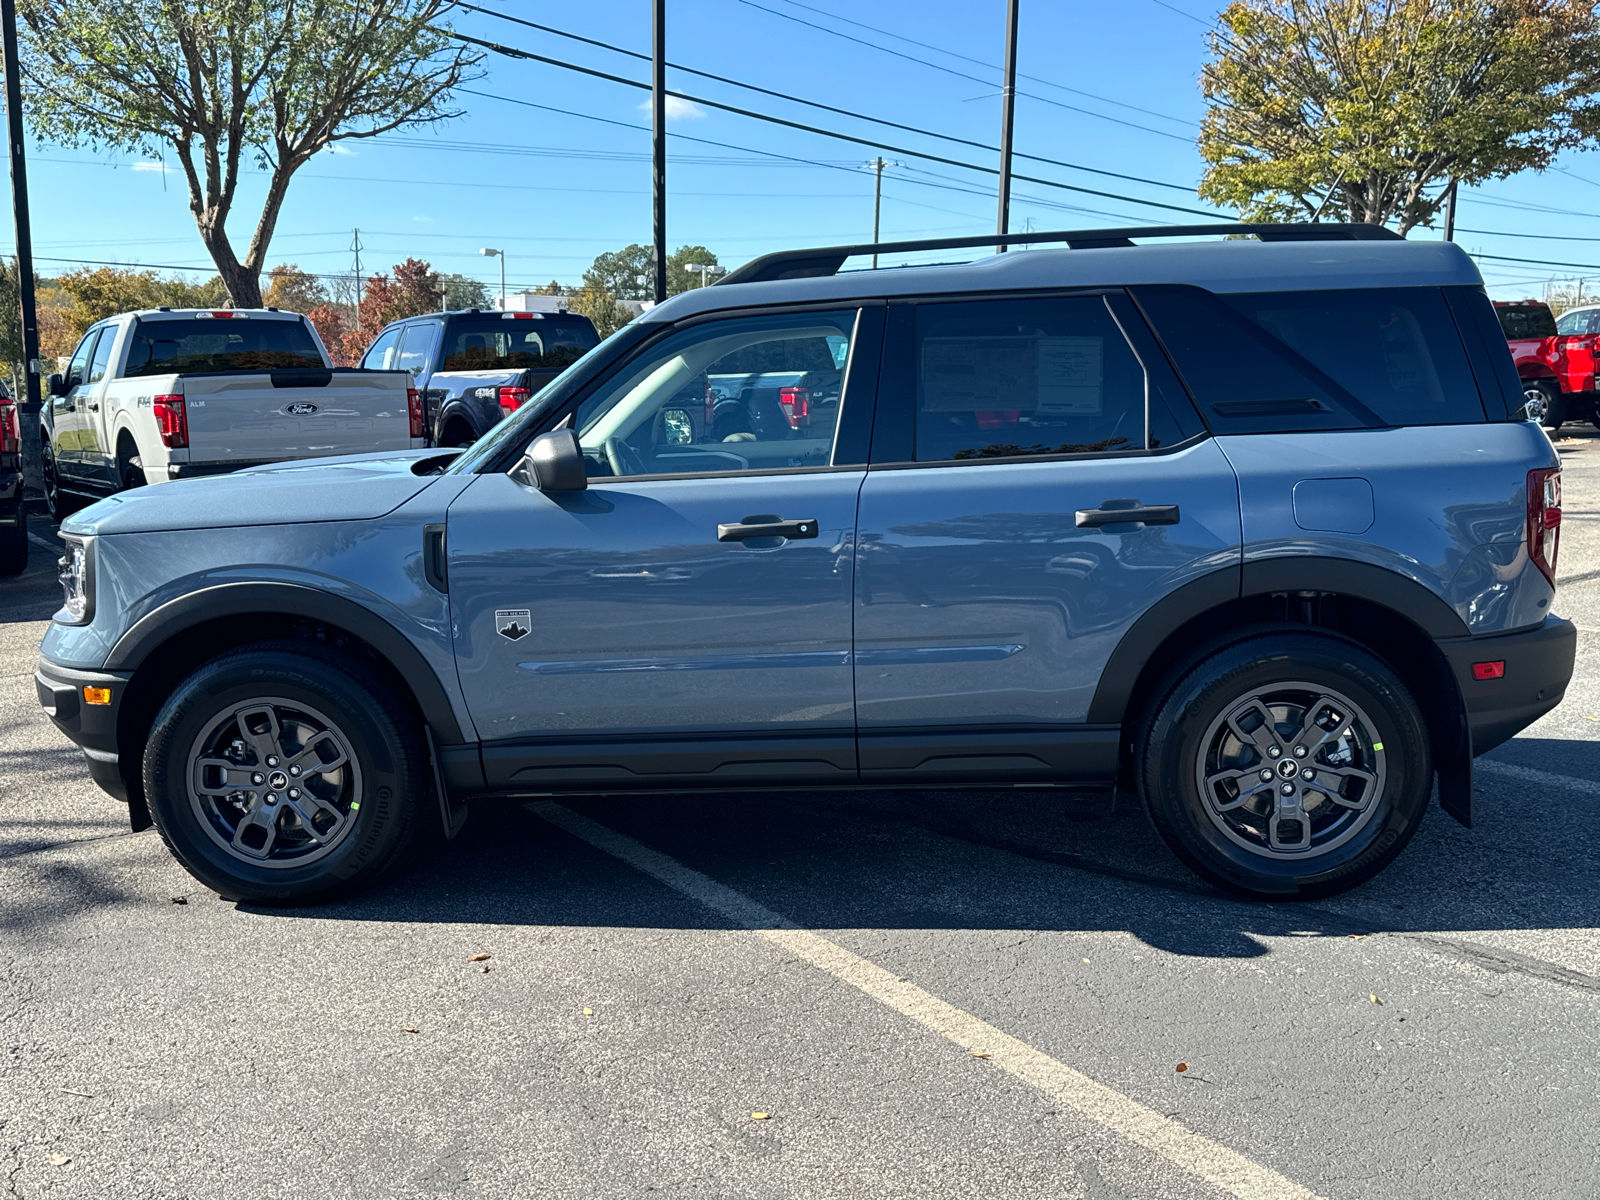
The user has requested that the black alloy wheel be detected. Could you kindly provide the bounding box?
[1137,629,1431,899]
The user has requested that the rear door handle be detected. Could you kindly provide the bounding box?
[717,514,820,542]
[1075,503,1180,528]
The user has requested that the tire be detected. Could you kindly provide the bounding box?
[118,448,146,492]
[441,421,476,449]
[1136,629,1431,900]
[1524,379,1565,430]
[41,442,83,523]
[142,641,430,904]
[0,511,26,577]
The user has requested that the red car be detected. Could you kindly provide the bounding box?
[1493,299,1600,430]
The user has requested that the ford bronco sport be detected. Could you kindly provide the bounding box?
[36,224,1577,904]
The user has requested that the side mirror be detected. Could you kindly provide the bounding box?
[46,373,66,398]
[522,428,588,492]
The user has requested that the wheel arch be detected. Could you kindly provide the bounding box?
[107,583,467,805]
[1093,559,1471,825]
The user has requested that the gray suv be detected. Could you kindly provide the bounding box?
[36,224,1577,904]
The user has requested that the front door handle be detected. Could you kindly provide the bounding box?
[717,514,820,542]
[1075,502,1180,528]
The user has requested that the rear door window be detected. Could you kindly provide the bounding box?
[396,321,441,379]
[87,327,116,384]
[361,326,403,371]
[1556,308,1600,336]
[1497,304,1559,339]
[910,295,1149,462]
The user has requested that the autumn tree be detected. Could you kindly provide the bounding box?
[262,264,328,313]
[18,0,480,306]
[1199,0,1600,231]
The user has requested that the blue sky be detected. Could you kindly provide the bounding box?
[6,0,1600,300]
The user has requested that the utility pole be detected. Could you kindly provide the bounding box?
[1442,179,1458,242]
[869,157,887,268]
[651,0,667,304]
[995,0,1019,252]
[2,0,42,413]
[350,229,364,310]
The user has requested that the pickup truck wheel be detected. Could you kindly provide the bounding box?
[41,444,83,522]
[1525,379,1565,429]
[142,641,428,904]
[0,512,26,577]
[118,452,146,492]
[1136,631,1431,900]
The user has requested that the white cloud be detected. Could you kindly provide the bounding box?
[132,162,166,172]
[325,143,357,156]
[636,95,705,121]
[412,215,434,224]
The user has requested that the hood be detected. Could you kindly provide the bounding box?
[63,448,459,536]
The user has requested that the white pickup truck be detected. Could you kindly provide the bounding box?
[41,308,422,520]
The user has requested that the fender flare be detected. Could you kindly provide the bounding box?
[1087,557,1469,725]
[435,398,484,444]
[104,581,466,743]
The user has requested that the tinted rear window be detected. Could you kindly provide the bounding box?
[1222,288,1485,427]
[441,317,599,371]
[125,318,324,376]
[1496,304,1558,340]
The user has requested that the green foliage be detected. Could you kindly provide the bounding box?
[1199,0,1600,231]
[0,260,21,371]
[17,0,481,304]
[262,264,328,314]
[567,287,636,339]
[57,267,226,329]
[582,244,721,299]
[442,273,491,310]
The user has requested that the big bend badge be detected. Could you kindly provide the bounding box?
[495,609,531,641]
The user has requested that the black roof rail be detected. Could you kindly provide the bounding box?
[716,222,1403,287]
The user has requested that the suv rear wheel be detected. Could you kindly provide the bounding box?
[1137,630,1431,899]
[143,641,429,904]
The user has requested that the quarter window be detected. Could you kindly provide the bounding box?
[912,296,1148,462]
[571,309,857,478]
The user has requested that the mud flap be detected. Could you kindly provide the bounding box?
[1436,733,1474,829]
[426,725,469,840]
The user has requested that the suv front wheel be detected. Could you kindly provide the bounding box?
[1137,630,1431,899]
[143,642,429,903]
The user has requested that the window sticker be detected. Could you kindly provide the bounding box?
[1035,337,1104,415]
[921,336,1040,411]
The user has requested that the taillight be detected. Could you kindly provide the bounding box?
[1527,467,1562,586]
[407,388,425,439]
[152,395,187,449]
[0,399,18,454]
[778,385,810,429]
[498,386,532,417]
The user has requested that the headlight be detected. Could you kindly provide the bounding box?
[55,536,95,626]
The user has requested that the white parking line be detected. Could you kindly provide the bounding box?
[529,800,1325,1200]
[27,532,62,555]
[1479,758,1600,798]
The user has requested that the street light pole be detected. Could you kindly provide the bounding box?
[1,0,39,412]
[869,157,886,268]
[995,0,1019,252]
[652,0,667,305]
[480,247,505,308]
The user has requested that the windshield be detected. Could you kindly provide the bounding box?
[440,317,599,372]
[1495,304,1558,340]
[445,320,647,475]
[124,318,325,376]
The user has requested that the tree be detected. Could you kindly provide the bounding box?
[582,243,722,299]
[306,303,354,365]
[54,267,225,338]
[262,264,328,313]
[668,245,719,294]
[442,273,490,310]
[18,0,480,306]
[567,287,635,339]
[1199,0,1600,232]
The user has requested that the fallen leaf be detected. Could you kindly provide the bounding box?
[582,1007,594,1016]
[750,1112,770,1120]
[1082,958,1091,964]
[1370,994,1383,1006]
[169,896,188,905]
[1585,715,1599,722]
[479,966,490,974]
[401,1026,420,1034]
[466,953,491,963]
[1175,1062,1189,1073]
[46,1155,70,1166]
[970,1051,991,1059]
[1348,934,1366,939]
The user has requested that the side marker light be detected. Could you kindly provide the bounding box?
[83,686,112,706]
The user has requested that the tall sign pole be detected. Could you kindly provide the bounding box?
[995,0,1019,252]
[651,0,667,304]
[2,0,41,412]
[1442,179,1458,242]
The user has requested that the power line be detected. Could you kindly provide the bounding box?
[443,37,1228,220]
[745,0,1195,126]
[731,0,1192,142]
[454,3,1201,194]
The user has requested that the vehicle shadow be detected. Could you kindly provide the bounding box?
[252,732,1600,961]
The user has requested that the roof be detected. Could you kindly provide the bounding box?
[641,236,1485,326]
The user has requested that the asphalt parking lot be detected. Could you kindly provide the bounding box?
[3,429,1597,1200]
